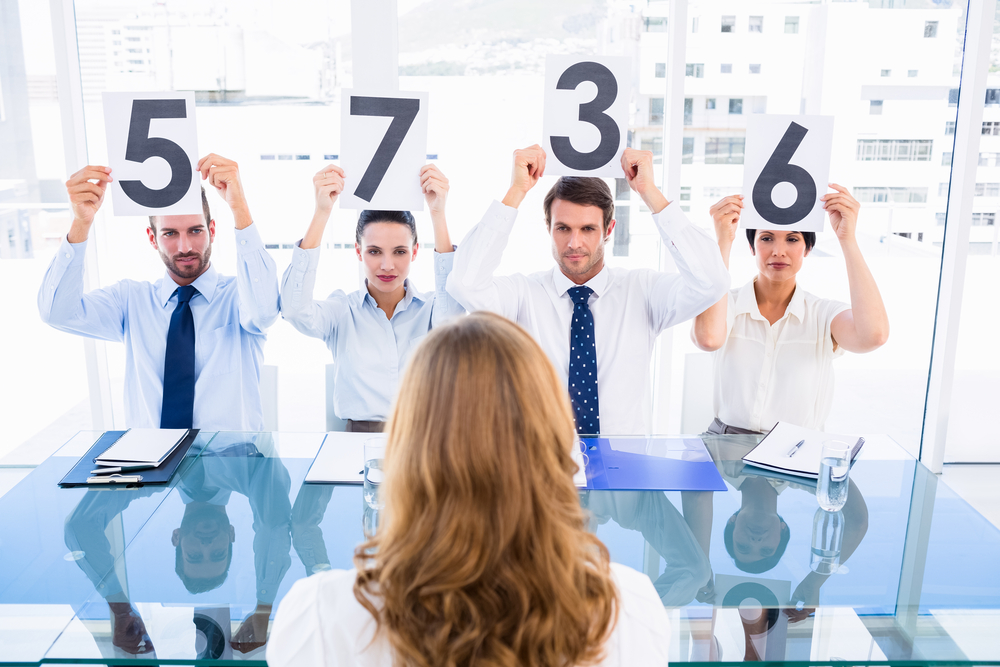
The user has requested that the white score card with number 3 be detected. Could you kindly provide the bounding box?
[102,91,201,217]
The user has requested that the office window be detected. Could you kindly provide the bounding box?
[680,186,692,201]
[943,151,953,166]
[749,16,763,33]
[692,16,699,33]
[682,136,694,164]
[644,17,668,32]
[881,69,891,77]
[785,16,799,34]
[949,88,960,106]
[987,89,1000,105]
[908,69,918,78]
[924,21,938,38]
[972,212,996,226]
[650,97,664,125]
[939,182,949,197]
[749,64,761,74]
[936,212,947,225]
[684,97,693,125]
[655,62,666,78]
[980,151,1000,166]
[720,63,732,74]
[705,137,745,164]
[640,136,663,156]
[853,187,928,204]
[946,121,956,135]
[984,121,1000,135]
[870,100,883,115]
[729,98,743,114]
[721,15,735,32]
[685,63,704,78]
[856,139,933,161]
[988,183,1000,197]
[704,186,740,199]
[706,98,716,110]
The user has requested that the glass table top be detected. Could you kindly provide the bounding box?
[1,430,999,665]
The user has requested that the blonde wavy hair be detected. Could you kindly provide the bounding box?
[354,312,619,667]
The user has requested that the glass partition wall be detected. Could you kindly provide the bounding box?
[0,0,993,465]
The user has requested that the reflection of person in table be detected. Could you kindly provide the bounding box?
[280,164,464,433]
[38,155,279,431]
[691,185,889,435]
[64,436,293,655]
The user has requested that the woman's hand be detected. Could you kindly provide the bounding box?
[421,164,449,218]
[708,195,743,247]
[822,183,860,244]
[314,164,345,215]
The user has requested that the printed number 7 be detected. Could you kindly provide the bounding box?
[351,97,420,202]
[120,99,192,209]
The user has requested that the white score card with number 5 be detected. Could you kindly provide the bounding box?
[102,91,201,217]
[741,114,834,233]
[543,55,631,178]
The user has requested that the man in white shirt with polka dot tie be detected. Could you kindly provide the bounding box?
[447,146,730,435]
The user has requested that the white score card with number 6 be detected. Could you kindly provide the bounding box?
[543,55,631,178]
[340,90,429,211]
[102,91,201,217]
[741,114,834,233]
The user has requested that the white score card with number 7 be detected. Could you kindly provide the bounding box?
[102,91,201,217]
[339,90,429,211]
[740,114,834,233]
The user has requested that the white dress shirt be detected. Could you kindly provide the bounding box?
[266,562,670,667]
[713,278,850,433]
[37,225,279,431]
[446,200,730,435]
[280,244,464,422]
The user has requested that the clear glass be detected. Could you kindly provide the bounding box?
[362,436,386,538]
[810,507,844,575]
[816,439,851,512]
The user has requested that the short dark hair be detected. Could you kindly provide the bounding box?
[543,177,615,233]
[355,210,417,245]
[174,540,233,594]
[148,186,211,232]
[746,229,816,252]
[723,510,791,574]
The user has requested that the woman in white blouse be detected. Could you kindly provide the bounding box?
[268,312,670,667]
[692,185,889,434]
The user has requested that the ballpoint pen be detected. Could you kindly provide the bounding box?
[86,475,143,484]
[786,439,806,457]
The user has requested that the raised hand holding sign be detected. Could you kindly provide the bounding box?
[340,90,429,211]
[543,55,631,177]
[741,114,834,233]
[102,92,201,216]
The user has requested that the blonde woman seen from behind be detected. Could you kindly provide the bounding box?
[268,312,670,667]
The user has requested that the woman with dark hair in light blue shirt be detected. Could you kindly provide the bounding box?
[280,164,464,432]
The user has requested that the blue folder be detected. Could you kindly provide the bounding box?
[58,429,200,487]
[581,437,727,491]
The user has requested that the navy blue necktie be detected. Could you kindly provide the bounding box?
[161,284,198,429]
[568,285,600,435]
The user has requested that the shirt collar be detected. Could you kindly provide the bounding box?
[735,277,804,323]
[158,263,218,308]
[358,278,425,315]
[552,264,610,298]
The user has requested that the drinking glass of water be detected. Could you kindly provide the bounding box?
[363,436,387,538]
[816,440,851,512]
[810,507,844,574]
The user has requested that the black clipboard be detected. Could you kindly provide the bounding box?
[58,429,200,487]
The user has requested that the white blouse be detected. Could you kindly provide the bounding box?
[266,563,671,667]
[713,278,850,433]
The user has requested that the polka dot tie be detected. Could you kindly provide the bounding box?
[568,285,600,435]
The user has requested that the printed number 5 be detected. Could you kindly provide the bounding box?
[120,99,192,209]
[351,97,420,202]
[551,62,620,171]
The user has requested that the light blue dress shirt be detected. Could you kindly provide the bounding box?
[280,244,465,422]
[37,225,279,431]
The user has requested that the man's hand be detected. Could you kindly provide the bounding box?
[421,164,449,218]
[502,144,546,209]
[822,183,860,244]
[313,164,345,215]
[709,195,742,247]
[66,166,113,243]
[108,601,155,654]
[197,154,252,229]
[230,603,272,654]
[621,148,668,214]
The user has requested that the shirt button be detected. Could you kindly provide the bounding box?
[240,240,246,246]
[254,277,259,282]
[65,252,71,258]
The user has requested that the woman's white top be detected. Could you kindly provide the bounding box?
[267,563,671,667]
[713,278,850,432]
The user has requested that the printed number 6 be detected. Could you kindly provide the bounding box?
[751,122,816,226]
[551,62,620,171]
[120,100,192,209]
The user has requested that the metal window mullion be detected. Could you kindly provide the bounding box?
[50,0,114,430]
[920,0,996,472]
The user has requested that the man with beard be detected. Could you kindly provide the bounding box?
[447,145,729,435]
[39,154,278,430]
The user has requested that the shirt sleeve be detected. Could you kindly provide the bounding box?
[234,224,280,335]
[822,297,852,358]
[279,241,351,344]
[646,205,731,333]
[430,247,465,327]
[37,236,127,343]
[445,201,528,320]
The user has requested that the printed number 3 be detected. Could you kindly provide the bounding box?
[120,100,192,209]
[351,97,420,202]
[551,62,620,171]
[751,122,817,225]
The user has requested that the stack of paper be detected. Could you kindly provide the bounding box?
[95,428,190,468]
[742,422,864,480]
